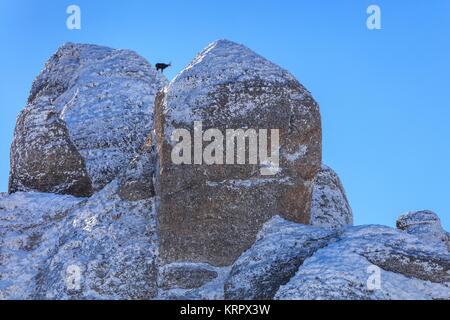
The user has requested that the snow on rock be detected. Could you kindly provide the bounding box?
[155,39,322,266]
[9,97,92,197]
[9,43,167,196]
[224,216,339,300]
[397,210,450,251]
[157,265,231,300]
[3,40,450,301]
[275,225,450,300]
[1,144,158,299]
[35,180,158,300]
[117,136,156,201]
[0,192,84,299]
[310,165,353,230]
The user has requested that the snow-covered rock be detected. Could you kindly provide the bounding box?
[117,136,156,201]
[9,97,92,197]
[155,39,322,266]
[2,40,449,301]
[9,43,167,196]
[275,225,450,300]
[397,210,450,251]
[310,165,353,229]
[36,180,158,300]
[0,192,84,299]
[1,146,158,299]
[224,216,339,300]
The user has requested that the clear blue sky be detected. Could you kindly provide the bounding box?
[0,0,449,229]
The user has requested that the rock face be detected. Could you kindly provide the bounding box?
[310,165,353,229]
[9,43,167,196]
[2,40,450,301]
[397,210,450,251]
[0,192,84,299]
[224,216,338,300]
[9,98,92,197]
[275,225,450,300]
[155,39,322,266]
[37,180,158,300]
[1,145,158,299]
[0,182,158,300]
[158,262,219,290]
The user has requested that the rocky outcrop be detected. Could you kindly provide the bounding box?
[1,147,158,299]
[36,180,158,300]
[275,225,450,300]
[9,98,92,197]
[224,216,338,300]
[397,210,450,251]
[0,192,84,299]
[310,165,353,229]
[2,40,449,301]
[9,43,167,196]
[155,39,322,266]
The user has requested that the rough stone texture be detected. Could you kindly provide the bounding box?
[0,192,84,299]
[155,39,322,266]
[275,225,450,300]
[118,136,156,201]
[158,262,219,290]
[224,216,339,300]
[35,180,158,300]
[9,43,167,196]
[397,210,450,251]
[9,97,92,197]
[1,152,158,299]
[3,40,450,301]
[310,165,353,229]
[157,265,230,300]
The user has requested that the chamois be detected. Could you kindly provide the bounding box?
[156,62,171,73]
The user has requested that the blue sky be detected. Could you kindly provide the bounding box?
[0,0,449,229]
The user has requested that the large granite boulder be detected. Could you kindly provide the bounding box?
[224,216,339,300]
[9,43,167,196]
[397,210,450,251]
[155,39,322,266]
[275,225,450,300]
[310,165,353,229]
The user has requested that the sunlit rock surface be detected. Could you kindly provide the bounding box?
[9,43,167,195]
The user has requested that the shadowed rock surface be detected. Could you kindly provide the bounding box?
[9,98,92,197]
[158,262,219,290]
[310,165,353,230]
[155,39,322,266]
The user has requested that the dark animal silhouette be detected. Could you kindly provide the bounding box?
[156,62,171,73]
